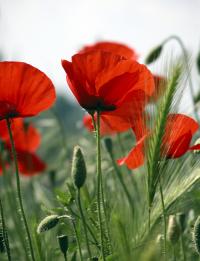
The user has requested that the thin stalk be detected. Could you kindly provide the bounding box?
[148,206,151,232]
[67,206,100,249]
[173,246,176,261]
[96,110,106,261]
[71,219,83,261]
[109,152,134,218]
[77,189,92,260]
[180,234,186,261]
[116,133,125,155]
[159,178,167,259]
[63,253,67,261]
[6,118,35,261]
[0,198,11,261]
[2,165,29,259]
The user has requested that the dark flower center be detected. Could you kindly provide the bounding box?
[0,101,19,120]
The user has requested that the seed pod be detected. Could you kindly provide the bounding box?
[103,137,113,155]
[167,215,180,244]
[193,216,200,255]
[37,215,59,233]
[57,235,68,257]
[145,45,163,64]
[71,146,87,189]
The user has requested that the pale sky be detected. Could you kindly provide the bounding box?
[0,0,200,110]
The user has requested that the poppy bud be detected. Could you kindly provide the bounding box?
[145,45,163,64]
[167,215,180,244]
[37,215,59,233]
[57,235,68,257]
[193,216,200,255]
[197,51,200,74]
[71,146,87,189]
[103,137,113,155]
[91,257,98,261]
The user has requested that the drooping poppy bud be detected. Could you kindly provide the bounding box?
[71,146,87,189]
[37,215,59,233]
[145,45,163,64]
[57,235,69,258]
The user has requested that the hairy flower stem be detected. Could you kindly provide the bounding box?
[6,119,35,261]
[162,35,200,124]
[77,189,92,260]
[1,162,29,259]
[96,110,106,261]
[159,178,167,259]
[71,219,83,261]
[0,198,11,261]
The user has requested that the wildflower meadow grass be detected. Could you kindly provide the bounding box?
[0,38,200,261]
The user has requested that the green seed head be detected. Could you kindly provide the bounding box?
[71,146,87,189]
[193,216,200,255]
[167,215,180,244]
[37,215,59,233]
[57,235,68,256]
[145,45,163,64]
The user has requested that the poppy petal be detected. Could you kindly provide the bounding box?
[117,135,146,169]
[79,41,138,60]
[0,62,56,119]
[17,151,46,176]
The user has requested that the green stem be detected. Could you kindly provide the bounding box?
[173,245,176,261]
[109,153,134,218]
[6,118,35,261]
[77,189,92,260]
[0,198,11,261]
[162,35,200,124]
[2,165,29,259]
[148,206,151,232]
[64,253,67,261]
[71,219,83,261]
[96,110,106,261]
[159,178,167,259]
[67,206,100,249]
[180,234,186,261]
[116,133,125,155]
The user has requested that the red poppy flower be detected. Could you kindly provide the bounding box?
[79,41,138,60]
[118,114,200,169]
[0,62,56,121]
[0,118,46,175]
[62,50,154,111]
[83,90,148,138]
